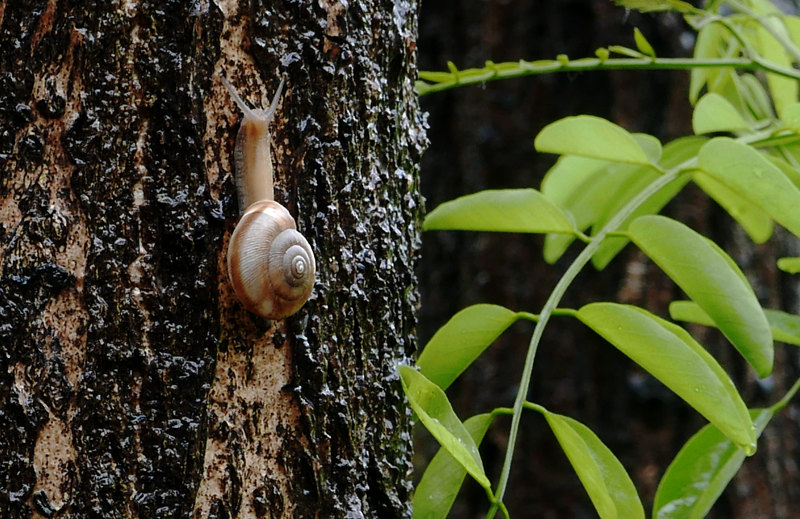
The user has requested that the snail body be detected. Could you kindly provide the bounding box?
[223,75,315,319]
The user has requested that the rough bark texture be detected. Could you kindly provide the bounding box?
[418,1,800,518]
[0,1,425,518]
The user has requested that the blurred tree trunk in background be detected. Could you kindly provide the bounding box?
[0,1,424,517]
[417,1,800,517]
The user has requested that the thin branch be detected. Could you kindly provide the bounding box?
[416,55,800,96]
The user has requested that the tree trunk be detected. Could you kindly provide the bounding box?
[0,1,425,517]
[418,1,800,517]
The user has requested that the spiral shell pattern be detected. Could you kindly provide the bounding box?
[227,200,316,319]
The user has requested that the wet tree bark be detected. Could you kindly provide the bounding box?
[0,1,425,518]
[418,1,800,518]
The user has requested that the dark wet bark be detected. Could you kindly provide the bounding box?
[418,1,800,518]
[0,1,425,517]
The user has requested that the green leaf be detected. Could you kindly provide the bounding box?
[779,102,800,132]
[418,70,455,83]
[417,304,519,390]
[608,45,647,58]
[398,366,491,488]
[690,23,728,104]
[590,136,705,270]
[692,93,749,134]
[413,414,494,519]
[784,15,800,53]
[713,70,749,118]
[612,0,699,13]
[778,257,800,274]
[691,170,773,243]
[540,408,645,519]
[737,73,773,121]
[769,155,800,190]
[755,20,798,116]
[771,152,800,190]
[766,310,800,347]
[652,409,772,519]
[670,300,800,347]
[634,133,663,163]
[576,303,756,452]
[698,137,800,239]
[535,115,652,165]
[628,215,773,377]
[424,189,576,234]
[634,27,656,57]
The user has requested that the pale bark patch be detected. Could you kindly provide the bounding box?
[31,413,75,517]
[193,330,299,518]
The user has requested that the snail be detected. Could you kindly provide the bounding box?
[222,74,316,319]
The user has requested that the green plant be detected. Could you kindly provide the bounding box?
[404,1,800,517]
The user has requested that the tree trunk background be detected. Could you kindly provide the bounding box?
[0,1,425,518]
[417,1,800,518]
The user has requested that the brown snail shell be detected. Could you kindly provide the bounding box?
[227,200,316,319]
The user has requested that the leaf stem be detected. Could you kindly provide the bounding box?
[770,376,800,413]
[516,311,540,322]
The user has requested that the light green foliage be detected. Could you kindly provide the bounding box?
[413,414,494,519]
[689,21,731,105]
[780,101,800,130]
[652,409,773,519]
[589,136,703,269]
[698,138,800,238]
[417,304,520,390]
[627,215,773,376]
[423,189,576,235]
[692,93,750,133]
[777,256,800,273]
[539,406,645,519]
[613,0,699,13]
[534,115,652,165]
[652,377,800,518]
[406,1,800,517]
[756,20,797,115]
[576,303,755,452]
[399,366,490,489]
[690,170,774,243]
[634,27,656,57]
[670,300,800,347]
[541,156,648,263]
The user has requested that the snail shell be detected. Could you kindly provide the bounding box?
[227,200,316,319]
